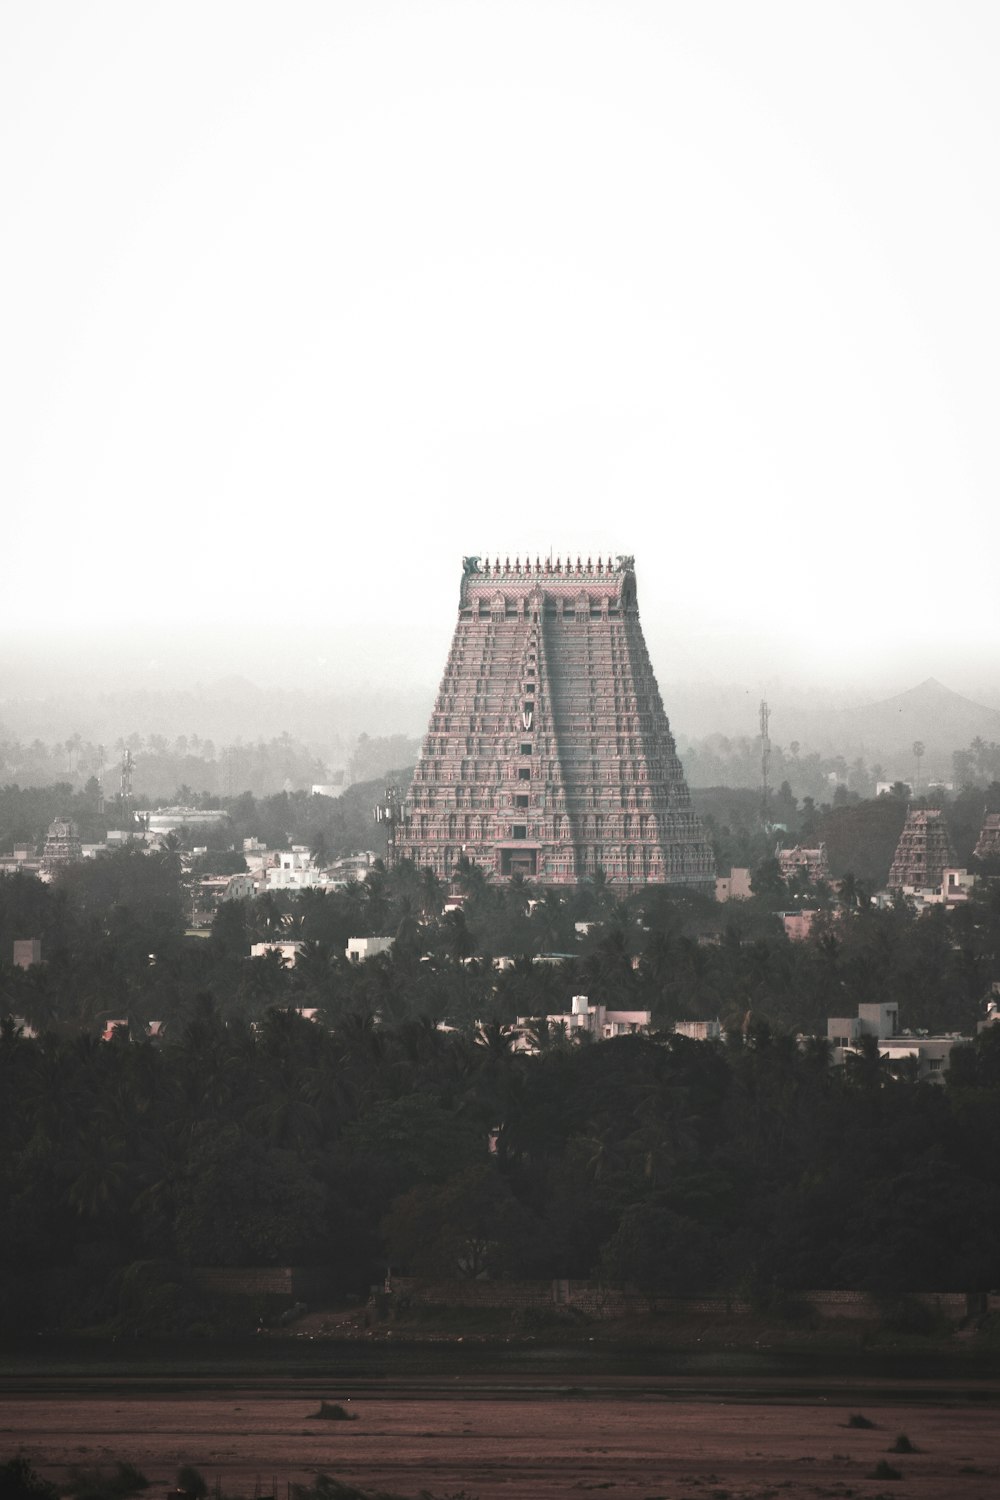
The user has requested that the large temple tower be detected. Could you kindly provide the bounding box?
[399,554,713,889]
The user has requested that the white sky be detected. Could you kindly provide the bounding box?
[3,1,999,700]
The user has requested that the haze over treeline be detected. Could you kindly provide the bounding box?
[4,667,1000,801]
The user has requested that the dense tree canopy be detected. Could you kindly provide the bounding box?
[1,833,1000,1336]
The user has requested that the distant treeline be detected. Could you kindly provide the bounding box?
[3,776,1000,897]
[1,843,995,1048]
[695,781,1000,886]
[3,726,1000,807]
[0,731,420,801]
[681,734,1000,803]
[0,776,404,864]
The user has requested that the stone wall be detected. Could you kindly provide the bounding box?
[191,1267,335,1303]
[390,1278,996,1323]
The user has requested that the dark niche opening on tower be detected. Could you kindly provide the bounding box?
[501,849,537,877]
[517,767,531,780]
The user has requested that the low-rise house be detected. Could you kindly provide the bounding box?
[139,807,232,836]
[346,935,394,962]
[674,1019,723,1041]
[874,867,977,914]
[13,939,42,969]
[780,909,821,941]
[328,851,378,882]
[192,871,259,926]
[715,868,752,902]
[826,1001,962,1081]
[0,843,42,877]
[266,848,327,891]
[513,995,651,1051]
[250,940,304,966]
[777,843,830,886]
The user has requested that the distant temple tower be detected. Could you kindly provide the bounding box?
[399,554,714,888]
[974,813,1000,863]
[41,817,81,874]
[887,807,957,890]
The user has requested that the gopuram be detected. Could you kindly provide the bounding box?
[887,806,958,890]
[398,554,714,889]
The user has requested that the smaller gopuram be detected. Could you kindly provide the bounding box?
[974,813,1000,863]
[887,807,957,890]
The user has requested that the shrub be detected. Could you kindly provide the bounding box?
[846,1413,876,1429]
[175,1469,207,1500]
[0,1458,59,1500]
[310,1402,356,1421]
[868,1459,901,1480]
[66,1465,149,1500]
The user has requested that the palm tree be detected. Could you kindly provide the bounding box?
[251,891,287,941]
[441,907,474,962]
[838,872,869,913]
[417,866,445,919]
[309,828,332,868]
[845,1032,891,1091]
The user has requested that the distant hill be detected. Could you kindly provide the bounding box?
[792,678,1000,767]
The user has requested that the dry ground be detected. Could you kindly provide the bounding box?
[4,1381,1000,1500]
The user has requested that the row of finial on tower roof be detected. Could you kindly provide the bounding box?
[478,555,617,576]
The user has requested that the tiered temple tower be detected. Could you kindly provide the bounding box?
[974,813,1000,863]
[399,554,714,889]
[887,807,957,890]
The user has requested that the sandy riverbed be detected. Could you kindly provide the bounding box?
[5,1380,1000,1500]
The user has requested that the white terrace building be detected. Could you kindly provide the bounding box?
[513,995,651,1052]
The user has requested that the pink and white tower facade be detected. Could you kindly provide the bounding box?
[399,554,714,889]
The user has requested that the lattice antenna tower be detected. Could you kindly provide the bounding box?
[759,699,771,828]
[97,744,106,814]
[120,748,135,829]
[373,782,402,869]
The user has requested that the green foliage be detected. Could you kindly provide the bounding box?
[65,1465,148,1500]
[0,1458,59,1500]
[868,1459,902,1480]
[4,837,1000,1323]
[815,798,908,886]
[290,1474,477,1500]
[172,1128,327,1265]
[310,1401,356,1421]
[383,1165,536,1279]
[599,1199,717,1299]
[174,1469,206,1500]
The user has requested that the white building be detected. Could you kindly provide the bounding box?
[674,1019,723,1041]
[513,995,651,1051]
[826,1001,962,1081]
[266,849,319,890]
[139,807,232,835]
[250,940,303,967]
[346,935,394,962]
[715,868,752,902]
